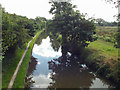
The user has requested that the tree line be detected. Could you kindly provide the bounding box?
[95,18,117,26]
[1,5,47,60]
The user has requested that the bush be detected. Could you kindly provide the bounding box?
[108,62,120,83]
[105,37,111,42]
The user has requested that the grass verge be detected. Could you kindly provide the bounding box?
[2,46,26,88]
[87,39,118,66]
[12,30,43,88]
[2,30,43,88]
[83,39,119,85]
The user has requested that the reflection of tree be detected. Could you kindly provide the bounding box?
[35,30,48,45]
[49,34,61,52]
[48,53,95,88]
[35,31,61,52]
[24,56,37,88]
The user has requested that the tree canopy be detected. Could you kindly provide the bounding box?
[48,2,97,55]
[1,6,46,58]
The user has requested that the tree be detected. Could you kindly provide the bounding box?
[95,18,118,26]
[1,7,42,57]
[35,17,47,30]
[48,1,96,56]
[25,19,36,37]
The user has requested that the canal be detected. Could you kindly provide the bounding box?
[25,32,115,89]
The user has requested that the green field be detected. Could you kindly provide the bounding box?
[96,26,118,43]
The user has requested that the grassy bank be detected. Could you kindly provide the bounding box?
[83,39,119,85]
[12,30,43,88]
[2,45,26,88]
[2,30,43,88]
[87,39,118,66]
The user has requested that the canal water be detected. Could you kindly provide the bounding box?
[25,32,115,89]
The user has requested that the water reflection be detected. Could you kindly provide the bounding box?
[25,56,37,88]
[48,54,95,88]
[31,73,52,88]
[25,32,115,89]
[33,36,61,58]
[48,53,114,88]
[25,33,62,88]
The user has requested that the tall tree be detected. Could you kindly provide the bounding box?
[48,1,96,56]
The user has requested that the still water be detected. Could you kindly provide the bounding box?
[25,34,115,89]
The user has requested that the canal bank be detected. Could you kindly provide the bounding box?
[82,40,120,88]
[83,52,120,88]
[11,30,44,88]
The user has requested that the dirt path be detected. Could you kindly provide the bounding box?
[7,39,33,89]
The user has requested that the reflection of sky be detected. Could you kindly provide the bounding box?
[32,53,52,76]
[33,36,62,58]
[31,36,61,88]
[90,78,108,88]
[30,36,114,88]
[31,73,52,88]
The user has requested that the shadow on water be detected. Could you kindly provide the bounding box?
[25,31,116,89]
[25,56,37,88]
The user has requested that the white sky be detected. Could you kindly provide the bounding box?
[0,0,118,22]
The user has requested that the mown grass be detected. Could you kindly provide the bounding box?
[2,30,43,88]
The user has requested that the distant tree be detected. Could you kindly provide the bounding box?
[35,17,47,30]
[95,18,118,26]
[96,18,105,26]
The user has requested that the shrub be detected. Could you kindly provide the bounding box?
[105,37,111,42]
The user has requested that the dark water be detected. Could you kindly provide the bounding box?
[25,33,115,89]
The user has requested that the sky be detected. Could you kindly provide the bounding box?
[0,0,118,22]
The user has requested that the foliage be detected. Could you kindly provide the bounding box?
[1,5,47,88]
[2,30,43,88]
[35,17,47,30]
[0,5,2,62]
[1,7,46,59]
[48,2,96,55]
